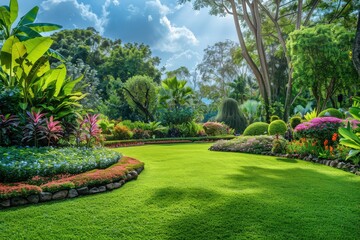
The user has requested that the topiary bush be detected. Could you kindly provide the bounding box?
[268,120,287,135]
[289,116,302,129]
[270,115,280,122]
[318,108,344,119]
[215,98,247,134]
[243,122,269,136]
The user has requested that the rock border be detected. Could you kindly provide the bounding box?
[0,166,144,209]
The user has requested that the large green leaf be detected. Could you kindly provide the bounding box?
[0,35,19,74]
[14,25,42,39]
[62,75,83,95]
[26,23,62,33]
[9,0,18,25]
[53,64,66,97]
[349,107,360,121]
[15,6,38,27]
[346,150,360,160]
[47,48,66,62]
[22,37,53,75]
[0,7,10,38]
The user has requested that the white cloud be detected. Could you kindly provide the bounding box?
[165,50,201,69]
[127,4,139,15]
[146,0,171,16]
[157,16,198,52]
[148,15,153,22]
[41,0,119,34]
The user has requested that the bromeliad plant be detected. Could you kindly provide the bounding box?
[45,116,63,146]
[75,114,102,147]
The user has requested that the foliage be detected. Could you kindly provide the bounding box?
[132,129,151,139]
[203,122,232,136]
[171,122,203,138]
[123,75,157,122]
[243,122,269,136]
[339,96,360,163]
[0,183,42,200]
[288,24,358,112]
[216,98,247,134]
[294,117,343,144]
[210,135,275,154]
[268,120,287,136]
[318,108,344,119]
[289,116,302,129]
[272,137,288,154]
[44,116,63,146]
[304,109,318,121]
[0,146,121,182]
[270,115,280,122]
[240,100,261,124]
[0,85,21,114]
[159,107,194,125]
[293,102,313,118]
[159,76,194,110]
[0,113,19,146]
[82,114,102,147]
[113,124,133,140]
[22,111,47,147]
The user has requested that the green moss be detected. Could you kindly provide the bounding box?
[268,120,287,135]
[318,108,344,119]
[243,122,269,136]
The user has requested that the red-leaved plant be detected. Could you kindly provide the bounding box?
[75,114,102,147]
[22,111,47,147]
[45,116,63,146]
[0,114,19,146]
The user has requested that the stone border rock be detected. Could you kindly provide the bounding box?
[0,167,144,209]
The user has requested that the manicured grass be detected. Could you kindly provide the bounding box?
[0,143,359,239]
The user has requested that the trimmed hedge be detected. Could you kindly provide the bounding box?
[290,116,302,129]
[268,120,287,135]
[243,122,269,136]
[318,108,344,119]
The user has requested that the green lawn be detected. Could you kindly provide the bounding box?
[1,143,359,239]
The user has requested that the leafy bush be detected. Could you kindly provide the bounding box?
[294,117,342,143]
[0,114,19,146]
[318,108,344,119]
[268,120,287,136]
[113,124,133,140]
[132,129,151,139]
[243,122,269,136]
[203,122,231,136]
[210,135,274,154]
[272,137,288,154]
[159,107,194,125]
[289,116,302,129]
[0,147,121,182]
[270,115,280,122]
[215,98,247,134]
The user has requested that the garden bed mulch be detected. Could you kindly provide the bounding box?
[0,156,144,209]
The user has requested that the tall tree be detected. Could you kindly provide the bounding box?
[354,10,360,75]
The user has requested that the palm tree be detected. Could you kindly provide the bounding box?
[159,76,194,110]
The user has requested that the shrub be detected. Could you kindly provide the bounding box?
[215,98,247,133]
[113,124,133,140]
[272,137,288,154]
[0,147,121,182]
[132,129,151,139]
[210,135,274,154]
[318,108,344,119]
[203,122,231,136]
[270,115,280,122]
[294,117,342,143]
[243,122,269,136]
[268,120,287,136]
[289,116,302,129]
[159,107,194,125]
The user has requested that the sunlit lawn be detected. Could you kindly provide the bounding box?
[0,143,359,239]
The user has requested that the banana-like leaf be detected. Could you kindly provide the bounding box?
[0,35,19,74]
[346,150,360,160]
[47,48,66,62]
[349,107,360,121]
[22,37,53,75]
[339,139,360,150]
[15,6,38,27]
[26,23,62,33]
[9,0,18,25]
[0,7,10,34]
[53,64,66,97]
[339,127,360,145]
[62,75,83,95]
[14,25,42,39]
[11,41,26,77]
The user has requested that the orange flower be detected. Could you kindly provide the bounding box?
[329,146,334,152]
[324,139,329,146]
[332,133,338,141]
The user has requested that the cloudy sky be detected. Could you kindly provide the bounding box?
[17,0,238,73]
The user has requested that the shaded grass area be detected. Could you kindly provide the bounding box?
[0,143,359,239]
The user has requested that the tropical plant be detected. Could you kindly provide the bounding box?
[293,102,313,118]
[304,109,317,121]
[339,96,360,163]
[159,76,194,110]
[82,114,102,147]
[240,100,261,124]
[216,98,247,134]
[0,113,19,146]
[22,111,46,147]
[44,116,63,146]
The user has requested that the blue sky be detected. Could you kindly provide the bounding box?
[17,0,238,73]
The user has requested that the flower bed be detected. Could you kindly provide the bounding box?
[0,147,121,182]
[0,156,144,208]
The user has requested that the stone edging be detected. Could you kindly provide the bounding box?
[0,166,144,209]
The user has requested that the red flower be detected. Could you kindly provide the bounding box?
[324,139,329,146]
[332,133,338,142]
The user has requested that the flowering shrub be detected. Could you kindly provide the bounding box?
[210,135,274,154]
[203,122,231,136]
[0,147,121,182]
[294,117,342,143]
[0,183,41,199]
